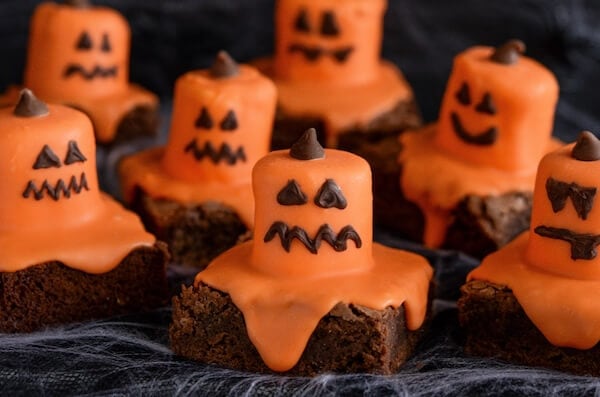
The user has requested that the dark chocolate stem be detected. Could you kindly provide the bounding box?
[64,0,91,7]
[14,89,49,118]
[210,51,239,78]
[490,39,526,65]
[290,128,325,160]
[572,130,600,161]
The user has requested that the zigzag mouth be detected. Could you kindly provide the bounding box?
[63,64,118,80]
[22,172,90,201]
[264,221,362,254]
[184,139,247,165]
[450,112,498,146]
[288,43,354,63]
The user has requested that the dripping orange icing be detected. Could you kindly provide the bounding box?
[254,0,413,146]
[120,62,277,228]
[0,97,154,273]
[399,42,561,247]
[469,137,600,349]
[196,142,432,372]
[1,2,158,143]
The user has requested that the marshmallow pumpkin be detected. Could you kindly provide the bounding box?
[274,0,386,85]
[0,89,154,273]
[120,52,277,227]
[196,129,432,371]
[469,132,600,350]
[2,0,158,144]
[399,40,562,247]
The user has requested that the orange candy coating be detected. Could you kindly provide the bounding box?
[436,46,559,172]
[0,94,154,273]
[274,0,386,85]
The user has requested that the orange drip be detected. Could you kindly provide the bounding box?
[197,241,432,372]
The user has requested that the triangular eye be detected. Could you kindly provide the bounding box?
[277,180,308,206]
[294,8,311,33]
[64,140,87,165]
[195,107,214,129]
[315,179,347,209]
[455,82,471,106]
[220,110,238,131]
[320,11,340,36]
[33,145,61,169]
[76,31,92,50]
[101,33,111,52]
[475,92,497,115]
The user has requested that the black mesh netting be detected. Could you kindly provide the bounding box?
[2,0,600,395]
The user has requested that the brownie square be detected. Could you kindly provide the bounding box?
[130,188,249,269]
[0,243,169,333]
[458,280,600,376]
[170,283,428,376]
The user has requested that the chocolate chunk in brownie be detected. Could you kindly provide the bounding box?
[0,242,169,333]
[272,98,421,151]
[458,280,600,376]
[169,283,428,376]
[130,188,249,269]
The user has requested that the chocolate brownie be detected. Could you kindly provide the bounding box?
[131,188,249,269]
[170,283,428,376]
[353,134,533,259]
[458,280,600,376]
[111,104,160,145]
[0,243,169,333]
[271,98,422,151]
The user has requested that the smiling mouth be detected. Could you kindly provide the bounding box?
[450,112,498,146]
[264,221,362,254]
[288,44,354,63]
[22,172,90,201]
[63,64,118,80]
[184,139,247,165]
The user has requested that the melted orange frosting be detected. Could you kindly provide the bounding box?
[195,147,433,371]
[0,102,154,273]
[120,64,277,227]
[255,0,413,146]
[399,125,562,247]
[469,140,600,350]
[399,43,561,248]
[3,2,158,143]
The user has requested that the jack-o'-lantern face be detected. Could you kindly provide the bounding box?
[274,0,386,84]
[0,89,103,231]
[251,129,374,277]
[161,52,277,185]
[526,131,600,280]
[24,1,130,99]
[436,40,559,172]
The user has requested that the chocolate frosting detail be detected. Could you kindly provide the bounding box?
[210,51,240,79]
[490,39,526,65]
[290,128,325,160]
[534,225,600,260]
[277,180,308,206]
[572,130,600,161]
[14,89,49,118]
[64,0,91,8]
[314,179,347,209]
[264,222,362,254]
[546,177,597,220]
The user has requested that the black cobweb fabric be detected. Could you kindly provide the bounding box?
[2,0,600,395]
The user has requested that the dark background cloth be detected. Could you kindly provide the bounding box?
[2,1,600,395]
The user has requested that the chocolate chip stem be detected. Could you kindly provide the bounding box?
[64,0,91,7]
[290,128,325,160]
[490,39,526,65]
[210,51,240,78]
[572,130,600,161]
[14,89,49,118]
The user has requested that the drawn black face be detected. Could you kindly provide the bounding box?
[288,8,354,63]
[534,177,599,260]
[22,141,90,201]
[63,31,118,80]
[184,107,245,165]
[450,82,498,146]
[265,178,361,254]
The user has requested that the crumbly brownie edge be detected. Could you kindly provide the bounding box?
[170,283,428,376]
[458,280,600,376]
[130,188,249,269]
[0,242,169,333]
